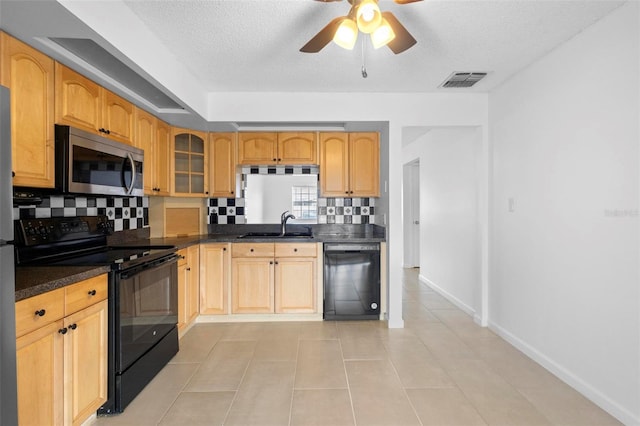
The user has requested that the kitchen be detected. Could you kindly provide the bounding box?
[1,1,639,425]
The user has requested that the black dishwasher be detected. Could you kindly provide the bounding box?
[324,243,380,320]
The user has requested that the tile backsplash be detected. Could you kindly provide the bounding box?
[13,195,149,232]
[206,165,377,225]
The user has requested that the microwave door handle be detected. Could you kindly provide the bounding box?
[126,153,136,195]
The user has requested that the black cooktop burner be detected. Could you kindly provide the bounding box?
[14,215,176,269]
[43,246,177,270]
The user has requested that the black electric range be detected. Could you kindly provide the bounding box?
[14,215,180,415]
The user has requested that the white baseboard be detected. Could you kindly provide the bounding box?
[489,321,639,426]
[418,274,476,318]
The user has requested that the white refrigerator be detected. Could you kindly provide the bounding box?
[0,85,18,424]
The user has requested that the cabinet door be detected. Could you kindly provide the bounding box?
[135,109,156,194]
[277,132,317,165]
[186,244,200,323]
[349,132,380,196]
[319,132,349,197]
[155,120,172,196]
[55,63,102,135]
[64,300,107,426]
[237,132,277,165]
[16,320,64,426]
[275,257,316,313]
[172,128,208,196]
[231,258,274,313]
[200,244,230,315]
[0,33,55,188]
[209,133,237,197]
[102,90,134,145]
[177,262,189,332]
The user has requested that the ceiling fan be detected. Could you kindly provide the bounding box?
[300,0,422,54]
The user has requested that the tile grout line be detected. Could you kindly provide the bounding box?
[219,339,257,425]
[287,337,301,426]
[337,333,358,426]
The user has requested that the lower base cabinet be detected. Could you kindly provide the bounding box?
[231,243,317,314]
[199,243,230,315]
[15,275,108,426]
[177,245,200,334]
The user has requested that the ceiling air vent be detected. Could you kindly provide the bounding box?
[440,72,487,88]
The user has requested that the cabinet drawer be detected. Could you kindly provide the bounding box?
[15,287,65,338]
[275,243,317,258]
[232,243,275,258]
[177,248,188,266]
[65,274,108,315]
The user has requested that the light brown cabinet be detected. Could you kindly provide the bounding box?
[172,128,208,196]
[199,243,230,315]
[231,243,317,314]
[319,132,379,197]
[55,63,135,145]
[177,246,200,334]
[237,132,317,165]
[15,275,108,426]
[209,133,237,197]
[0,32,55,188]
[135,110,171,196]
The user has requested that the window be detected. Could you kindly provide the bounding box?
[292,185,317,220]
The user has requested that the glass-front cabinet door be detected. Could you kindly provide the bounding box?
[172,128,208,196]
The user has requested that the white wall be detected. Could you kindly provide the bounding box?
[403,128,482,318]
[489,2,639,424]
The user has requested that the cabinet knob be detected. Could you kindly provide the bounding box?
[274,261,278,265]
[223,247,227,251]
[250,248,254,252]
[34,309,46,317]
[294,248,298,252]
[12,171,15,178]
[58,327,68,335]
[270,261,273,265]
[88,289,97,296]
[68,323,77,330]
[105,129,111,135]
[186,267,191,271]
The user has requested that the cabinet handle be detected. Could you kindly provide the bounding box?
[58,327,68,335]
[34,309,46,317]
[88,289,97,296]
[68,324,77,330]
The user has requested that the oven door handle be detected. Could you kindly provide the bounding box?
[119,254,178,280]
[125,153,136,195]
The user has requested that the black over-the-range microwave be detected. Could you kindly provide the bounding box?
[55,124,144,197]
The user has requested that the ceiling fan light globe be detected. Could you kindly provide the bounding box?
[333,18,358,50]
[371,19,396,49]
[356,0,382,33]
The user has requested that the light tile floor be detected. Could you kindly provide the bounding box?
[94,269,621,426]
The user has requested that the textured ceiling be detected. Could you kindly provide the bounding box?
[122,0,623,93]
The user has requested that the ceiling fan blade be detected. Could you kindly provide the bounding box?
[382,11,417,54]
[393,0,423,3]
[300,16,344,53]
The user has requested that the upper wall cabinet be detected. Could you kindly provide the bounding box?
[0,32,55,188]
[237,132,317,165]
[172,128,208,197]
[55,63,135,145]
[237,132,277,165]
[155,120,172,196]
[277,132,317,165]
[319,132,379,197]
[134,108,157,195]
[209,133,237,198]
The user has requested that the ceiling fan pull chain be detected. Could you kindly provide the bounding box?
[361,38,368,78]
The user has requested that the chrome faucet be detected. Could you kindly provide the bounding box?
[280,210,295,236]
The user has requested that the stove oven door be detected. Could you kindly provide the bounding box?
[116,255,178,374]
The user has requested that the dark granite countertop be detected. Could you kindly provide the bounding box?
[15,265,111,302]
[15,224,385,301]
